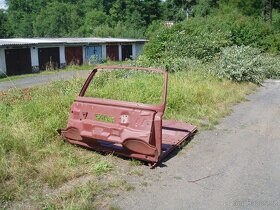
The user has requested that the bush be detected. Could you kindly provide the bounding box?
[143,18,232,62]
[213,46,265,85]
[260,53,280,79]
[140,13,280,85]
[213,46,280,84]
[143,13,279,64]
[136,54,204,73]
[262,33,280,54]
[230,16,272,48]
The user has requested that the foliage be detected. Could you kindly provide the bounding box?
[33,2,82,37]
[0,10,7,38]
[213,45,280,84]
[2,0,280,39]
[143,17,232,62]
[213,46,265,84]
[80,22,146,39]
[3,0,162,38]
[193,0,218,17]
[6,11,34,37]
[229,15,273,48]
[260,53,280,79]
[161,0,196,21]
[136,54,205,73]
[262,33,280,53]
[78,10,108,36]
[141,12,280,83]
[145,20,164,39]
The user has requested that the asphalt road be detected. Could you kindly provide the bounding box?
[0,70,91,91]
[114,80,280,210]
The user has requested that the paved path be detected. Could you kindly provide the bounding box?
[0,70,91,91]
[114,80,280,210]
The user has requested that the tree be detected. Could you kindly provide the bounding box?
[0,9,7,38]
[33,2,82,37]
[141,0,161,25]
[6,11,34,37]
[264,0,272,23]
[5,0,47,37]
[109,0,128,24]
[82,0,115,14]
[218,0,264,17]
[193,0,212,17]
[273,0,280,11]
[7,0,47,13]
[161,0,186,21]
[79,10,109,36]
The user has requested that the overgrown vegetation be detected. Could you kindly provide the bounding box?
[140,9,280,84]
[0,70,256,208]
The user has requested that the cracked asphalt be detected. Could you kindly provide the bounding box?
[114,80,280,210]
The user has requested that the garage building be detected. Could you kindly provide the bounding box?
[0,37,146,76]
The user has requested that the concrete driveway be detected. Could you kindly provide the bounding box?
[0,70,91,91]
[114,80,280,210]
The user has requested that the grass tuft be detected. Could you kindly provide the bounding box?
[92,161,113,176]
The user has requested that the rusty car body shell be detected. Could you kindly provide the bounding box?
[58,66,197,167]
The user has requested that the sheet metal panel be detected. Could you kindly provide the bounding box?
[86,46,102,64]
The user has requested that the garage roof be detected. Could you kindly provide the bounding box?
[0,37,147,47]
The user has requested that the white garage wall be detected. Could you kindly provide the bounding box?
[118,44,122,61]
[132,43,136,59]
[135,43,144,57]
[102,44,106,60]
[30,47,39,72]
[0,48,6,75]
[82,46,87,64]
[59,46,66,68]
[31,47,39,66]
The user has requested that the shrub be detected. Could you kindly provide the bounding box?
[142,13,279,65]
[230,16,272,48]
[262,33,280,54]
[143,18,232,62]
[213,46,265,85]
[141,13,280,84]
[136,54,204,73]
[260,53,280,79]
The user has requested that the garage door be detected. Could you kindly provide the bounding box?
[121,45,132,61]
[86,46,102,64]
[65,46,83,65]
[38,47,60,70]
[106,45,119,61]
[5,48,32,76]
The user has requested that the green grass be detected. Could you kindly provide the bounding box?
[42,179,131,210]
[92,161,113,176]
[0,69,256,209]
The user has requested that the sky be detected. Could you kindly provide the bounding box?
[0,0,7,9]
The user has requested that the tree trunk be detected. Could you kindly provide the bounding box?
[264,0,272,23]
